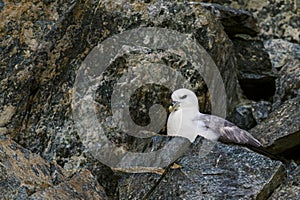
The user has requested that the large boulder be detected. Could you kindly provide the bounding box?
[0,135,107,199]
[208,0,300,43]
[118,137,286,199]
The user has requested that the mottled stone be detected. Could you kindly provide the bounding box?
[1,0,298,199]
[0,135,107,199]
[0,135,66,199]
[228,100,272,130]
[209,0,300,43]
[28,170,108,200]
[263,39,300,110]
[264,39,300,69]
[250,97,300,159]
[228,101,257,130]
[118,137,286,199]
[1,1,242,197]
[200,2,259,37]
[269,165,300,199]
[233,38,276,101]
[251,100,272,123]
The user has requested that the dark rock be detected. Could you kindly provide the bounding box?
[118,137,286,199]
[0,135,65,199]
[209,0,300,43]
[227,100,271,130]
[233,38,276,101]
[269,165,300,199]
[251,100,272,123]
[28,170,108,200]
[250,97,300,161]
[264,39,300,69]
[199,2,259,37]
[228,101,257,130]
[0,135,107,199]
[0,0,4,12]
[263,39,300,110]
[0,0,244,198]
[1,0,298,199]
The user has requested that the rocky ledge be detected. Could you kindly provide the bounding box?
[1,0,299,199]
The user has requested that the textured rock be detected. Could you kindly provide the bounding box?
[0,0,240,152]
[233,38,276,101]
[28,170,108,200]
[228,101,257,130]
[250,97,300,160]
[1,0,299,199]
[200,2,259,37]
[264,39,300,110]
[0,135,66,199]
[269,165,300,199]
[118,137,286,199]
[227,100,272,130]
[251,100,272,124]
[209,0,300,43]
[0,135,107,199]
[264,39,300,69]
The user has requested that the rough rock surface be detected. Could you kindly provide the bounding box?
[199,2,259,37]
[0,135,107,199]
[1,0,299,199]
[233,38,276,101]
[264,39,300,110]
[118,137,286,200]
[0,0,242,198]
[251,97,300,160]
[210,0,300,43]
[269,165,300,199]
[28,169,108,200]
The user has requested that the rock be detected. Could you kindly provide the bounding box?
[0,0,240,151]
[251,100,272,123]
[0,135,107,199]
[28,170,108,200]
[209,0,300,43]
[233,38,276,101]
[199,2,259,37]
[118,137,286,199]
[263,39,300,110]
[1,0,298,198]
[269,165,300,199]
[264,39,300,69]
[1,0,243,196]
[250,97,300,161]
[228,101,257,130]
[227,100,272,130]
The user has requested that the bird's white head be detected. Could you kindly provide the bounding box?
[169,88,199,112]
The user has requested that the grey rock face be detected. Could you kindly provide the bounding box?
[210,0,300,43]
[251,97,300,160]
[118,137,286,200]
[233,38,276,101]
[200,2,259,37]
[269,165,300,199]
[263,39,300,110]
[1,0,299,199]
[0,135,107,200]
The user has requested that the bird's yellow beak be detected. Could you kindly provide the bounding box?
[168,101,180,113]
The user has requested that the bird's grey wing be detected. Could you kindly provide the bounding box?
[195,113,262,147]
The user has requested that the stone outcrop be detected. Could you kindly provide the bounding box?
[0,0,299,199]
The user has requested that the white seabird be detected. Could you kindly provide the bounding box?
[167,88,262,147]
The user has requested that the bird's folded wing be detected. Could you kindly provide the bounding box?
[194,113,262,147]
[219,126,262,147]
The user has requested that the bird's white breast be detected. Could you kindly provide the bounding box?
[167,109,199,142]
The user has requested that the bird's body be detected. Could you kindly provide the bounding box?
[167,88,262,147]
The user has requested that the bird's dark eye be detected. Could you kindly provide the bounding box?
[180,95,187,99]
